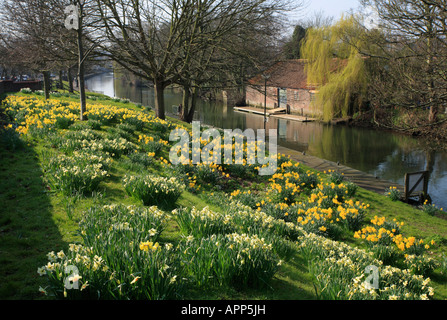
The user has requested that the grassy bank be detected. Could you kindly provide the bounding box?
[1,90,447,300]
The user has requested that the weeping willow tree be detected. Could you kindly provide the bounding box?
[301,15,368,122]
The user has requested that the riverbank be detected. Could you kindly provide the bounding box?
[2,91,447,301]
[351,109,447,149]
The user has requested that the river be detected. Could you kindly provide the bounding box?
[86,72,447,209]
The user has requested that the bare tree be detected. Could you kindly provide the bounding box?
[62,0,104,120]
[361,0,447,124]
[0,0,64,98]
[176,0,295,122]
[94,0,300,120]
[0,0,102,120]
[301,9,334,29]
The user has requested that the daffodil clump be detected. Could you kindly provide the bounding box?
[421,199,444,216]
[37,244,110,299]
[170,161,225,194]
[173,206,234,238]
[138,134,170,156]
[39,204,179,300]
[298,230,435,300]
[122,173,185,207]
[85,103,151,126]
[79,204,170,248]
[354,216,436,274]
[4,96,80,136]
[229,189,261,210]
[267,168,320,202]
[3,95,156,138]
[43,150,110,196]
[178,233,281,289]
[79,204,179,300]
[385,186,402,201]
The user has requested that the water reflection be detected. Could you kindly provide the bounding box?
[85,72,447,209]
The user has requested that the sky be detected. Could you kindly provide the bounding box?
[290,0,361,23]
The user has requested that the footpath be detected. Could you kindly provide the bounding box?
[277,145,404,195]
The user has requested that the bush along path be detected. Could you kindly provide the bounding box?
[1,91,447,300]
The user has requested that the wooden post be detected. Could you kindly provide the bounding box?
[404,171,429,202]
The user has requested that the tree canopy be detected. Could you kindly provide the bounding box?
[301,15,368,122]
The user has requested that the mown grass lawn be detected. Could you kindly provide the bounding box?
[1,90,446,300]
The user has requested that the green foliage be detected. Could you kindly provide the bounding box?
[301,15,368,121]
[283,25,307,59]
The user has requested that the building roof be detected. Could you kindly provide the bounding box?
[248,58,348,91]
[248,59,311,90]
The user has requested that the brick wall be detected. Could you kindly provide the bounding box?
[246,85,315,116]
[0,80,43,96]
[246,86,280,109]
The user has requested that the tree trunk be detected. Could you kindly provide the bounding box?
[67,67,74,93]
[43,70,51,100]
[186,86,199,123]
[58,70,63,90]
[77,3,86,121]
[181,85,190,122]
[428,94,438,123]
[154,80,166,120]
[426,5,437,124]
[77,31,86,120]
[428,75,438,123]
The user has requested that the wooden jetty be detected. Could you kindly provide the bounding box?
[233,106,287,116]
[270,113,315,123]
[233,106,315,123]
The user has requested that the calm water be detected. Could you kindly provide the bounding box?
[86,72,447,209]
